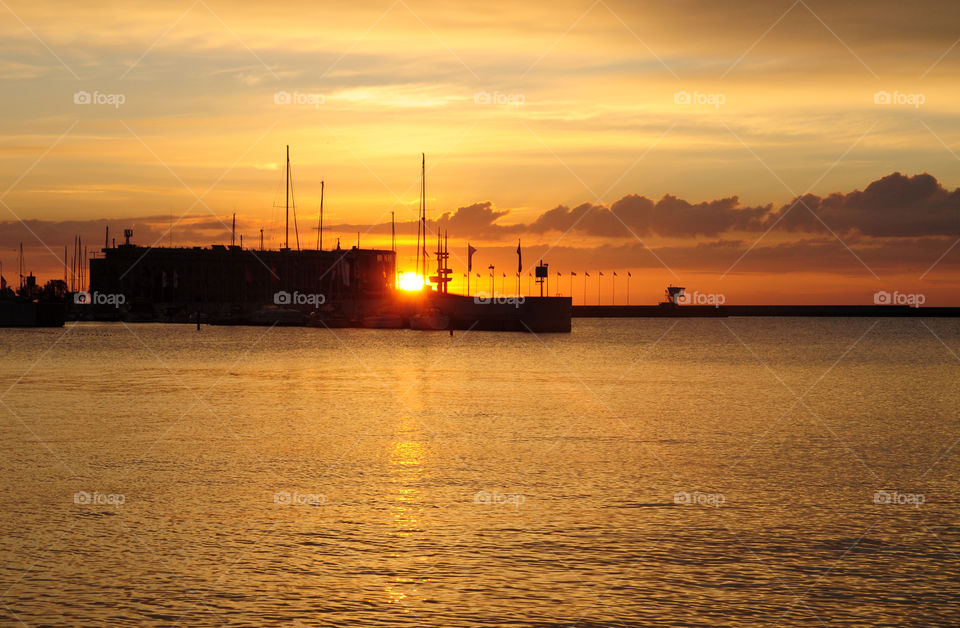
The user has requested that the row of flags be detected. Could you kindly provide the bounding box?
[466,241,630,277]
[467,240,522,274]
[459,270,634,278]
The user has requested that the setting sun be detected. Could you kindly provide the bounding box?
[398,272,425,291]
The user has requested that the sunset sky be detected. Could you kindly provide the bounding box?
[2,0,959,304]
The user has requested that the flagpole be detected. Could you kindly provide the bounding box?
[516,239,521,296]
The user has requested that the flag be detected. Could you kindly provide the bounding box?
[599,271,604,276]
[502,272,506,278]
[571,271,576,276]
[467,244,477,272]
[556,271,561,277]
[628,271,632,277]
[516,239,522,274]
[613,271,618,277]
[584,272,589,277]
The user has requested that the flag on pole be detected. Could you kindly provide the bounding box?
[613,271,618,277]
[628,271,632,277]
[516,239,522,274]
[571,271,577,276]
[599,271,604,276]
[584,272,590,277]
[467,244,477,272]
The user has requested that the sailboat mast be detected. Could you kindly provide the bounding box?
[285,144,290,250]
[420,153,427,277]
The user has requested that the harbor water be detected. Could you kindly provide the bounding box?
[1,318,958,625]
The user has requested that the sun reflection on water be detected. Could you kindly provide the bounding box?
[382,428,430,608]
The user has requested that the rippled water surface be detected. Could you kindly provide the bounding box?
[1,318,959,626]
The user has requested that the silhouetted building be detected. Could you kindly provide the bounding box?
[89,237,395,321]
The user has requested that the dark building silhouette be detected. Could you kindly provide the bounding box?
[89,237,395,321]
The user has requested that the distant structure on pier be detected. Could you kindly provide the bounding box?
[661,285,685,306]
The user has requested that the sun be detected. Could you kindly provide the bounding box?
[398,272,425,291]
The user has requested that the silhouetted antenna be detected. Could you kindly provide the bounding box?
[315,180,324,251]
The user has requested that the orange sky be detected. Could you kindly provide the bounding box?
[2,0,959,304]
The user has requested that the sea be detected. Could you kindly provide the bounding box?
[1,318,958,626]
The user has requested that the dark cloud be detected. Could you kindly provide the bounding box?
[768,172,960,237]
[435,202,515,237]
[525,195,770,238]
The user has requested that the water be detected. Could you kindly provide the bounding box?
[1,318,959,626]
